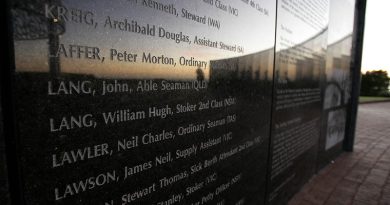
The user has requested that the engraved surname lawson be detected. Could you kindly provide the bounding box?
[54,171,117,200]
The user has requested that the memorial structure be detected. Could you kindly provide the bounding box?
[0,0,365,204]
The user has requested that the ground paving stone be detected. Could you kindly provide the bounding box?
[288,102,390,205]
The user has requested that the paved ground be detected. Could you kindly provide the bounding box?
[288,102,390,205]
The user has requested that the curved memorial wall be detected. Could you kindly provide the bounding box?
[0,0,363,204]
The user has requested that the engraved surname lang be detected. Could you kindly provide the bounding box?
[48,80,93,95]
[54,170,117,200]
[52,143,110,168]
[50,114,95,132]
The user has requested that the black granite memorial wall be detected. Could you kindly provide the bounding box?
[0,0,365,204]
[7,0,277,204]
[317,0,356,170]
[0,93,10,205]
[267,1,329,204]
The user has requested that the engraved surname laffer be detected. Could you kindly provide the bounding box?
[52,44,102,61]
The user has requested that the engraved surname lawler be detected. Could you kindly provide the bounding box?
[52,143,110,168]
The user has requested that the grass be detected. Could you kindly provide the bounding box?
[359,96,390,103]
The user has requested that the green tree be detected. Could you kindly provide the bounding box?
[360,70,390,96]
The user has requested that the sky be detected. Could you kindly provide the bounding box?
[361,0,390,74]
